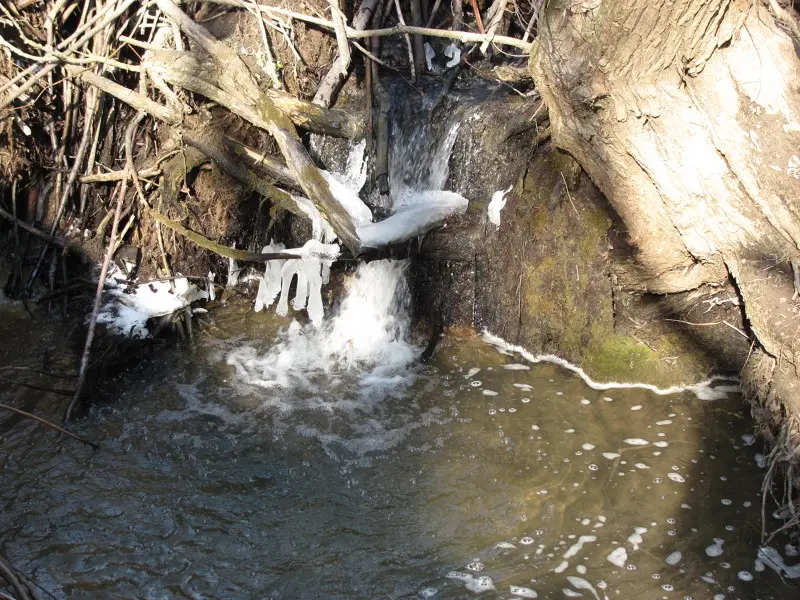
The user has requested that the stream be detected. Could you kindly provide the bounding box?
[1,268,798,599]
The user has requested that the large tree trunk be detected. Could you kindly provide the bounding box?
[530,2,800,455]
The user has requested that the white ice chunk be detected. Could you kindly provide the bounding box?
[255,241,286,312]
[283,239,341,260]
[358,190,468,248]
[98,277,205,338]
[227,255,242,288]
[319,169,373,225]
[424,42,435,71]
[487,185,512,228]
[443,43,461,68]
[757,546,800,579]
[292,195,337,243]
[276,258,325,326]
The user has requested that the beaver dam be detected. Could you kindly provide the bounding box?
[2,1,800,598]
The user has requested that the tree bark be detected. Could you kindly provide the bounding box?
[529,0,800,450]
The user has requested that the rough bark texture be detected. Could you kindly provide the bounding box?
[529,1,800,455]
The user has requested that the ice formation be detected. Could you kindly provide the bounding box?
[357,190,468,248]
[487,185,512,228]
[98,276,208,338]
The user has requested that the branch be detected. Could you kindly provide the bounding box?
[148,209,314,262]
[0,402,99,449]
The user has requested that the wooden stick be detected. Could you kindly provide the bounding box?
[0,553,32,600]
[148,209,324,262]
[65,165,129,422]
[0,402,99,449]
[313,0,381,107]
[0,206,69,248]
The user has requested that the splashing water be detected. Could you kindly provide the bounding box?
[228,259,417,394]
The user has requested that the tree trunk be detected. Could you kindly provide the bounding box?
[529,1,800,454]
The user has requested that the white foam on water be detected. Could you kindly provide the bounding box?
[419,587,438,598]
[737,570,753,581]
[503,363,531,370]
[466,368,481,378]
[482,332,740,399]
[656,419,673,425]
[607,547,627,567]
[567,576,601,600]
[623,438,650,446]
[705,538,725,557]
[563,535,597,559]
[602,452,620,460]
[665,551,682,565]
[668,472,686,483]
[741,433,756,446]
[627,527,647,551]
[510,585,538,598]
[562,588,582,597]
[553,561,569,573]
[582,443,596,451]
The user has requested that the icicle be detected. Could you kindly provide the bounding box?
[254,241,285,312]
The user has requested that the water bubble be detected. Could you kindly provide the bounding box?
[667,518,676,525]
[725,525,734,531]
[721,498,732,506]
[662,584,674,591]
[651,573,661,579]
[483,390,499,396]
[520,536,534,545]
[509,408,517,413]
[668,473,686,483]
[582,443,596,451]
[737,570,753,581]
[720,562,730,569]
[653,477,663,483]
[580,399,591,405]
[488,409,497,415]
[466,562,484,572]
[625,564,638,571]
[470,380,482,387]
[521,398,531,403]
[631,405,643,411]
[667,530,676,536]
[588,464,599,471]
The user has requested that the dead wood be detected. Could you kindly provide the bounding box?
[0,554,32,600]
[153,0,362,254]
[0,402,99,449]
[314,0,382,107]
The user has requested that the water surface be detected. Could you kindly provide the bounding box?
[1,301,797,599]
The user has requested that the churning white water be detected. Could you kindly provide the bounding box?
[227,259,417,392]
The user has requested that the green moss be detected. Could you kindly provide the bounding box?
[581,333,713,388]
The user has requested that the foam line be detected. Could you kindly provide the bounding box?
[481,331,740,400]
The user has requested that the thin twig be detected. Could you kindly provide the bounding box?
[0,402,99,449]
[65,166,130,423]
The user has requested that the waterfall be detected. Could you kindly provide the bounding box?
[233,93,466,389]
